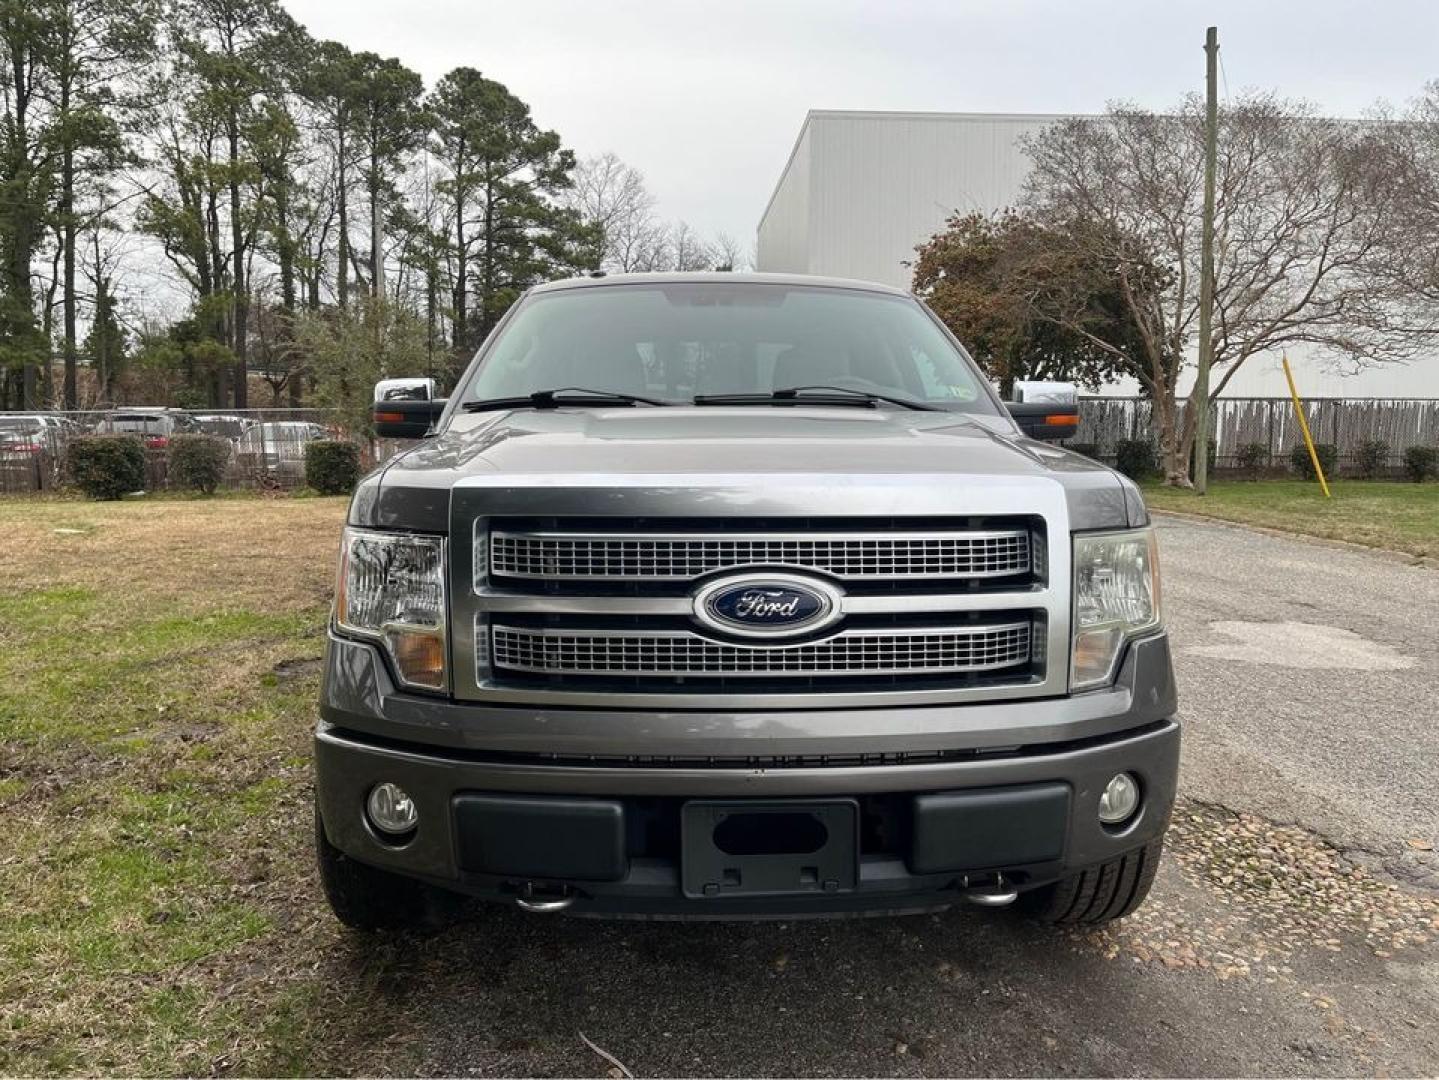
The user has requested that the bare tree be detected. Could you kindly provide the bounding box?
[567,153,741,274]
[1022,94,1428,485]
[621,223,671,272]
[1368,84,1439,327]
[710,231,745,272]
[567,151,661,272]
[666,220,712,272]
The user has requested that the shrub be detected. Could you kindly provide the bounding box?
[1236,442,1268,478]
[65,435,146,500]
[1403,445,1438,483]
[168,434,231,495]
[305,440,361,495]
[1114,438,1158,480]
[1355,439,1390,479]
[1290,441,1338,480]
[1066,442,1101,461]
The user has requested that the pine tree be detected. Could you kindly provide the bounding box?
[429,68,590,359]
[348,52,424,302]
[43,0,157,408]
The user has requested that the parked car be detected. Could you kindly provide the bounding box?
[192,414,252,441]
[0,415,67,492]
[231,420,327,483]
[92,409,196,448]
[0,415,63,454]
[314,272,1177,932]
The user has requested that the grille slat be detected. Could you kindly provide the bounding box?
[490,623,1032,679]
[489,529,1030,582]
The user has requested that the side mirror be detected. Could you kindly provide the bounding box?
[374,377,437,403]
[1005,381,1080,442]
[373,398,447,439]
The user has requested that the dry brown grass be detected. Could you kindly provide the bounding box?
[0,495,345,613]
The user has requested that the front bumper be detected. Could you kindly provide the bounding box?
[317,719,1178,917]
[315,633,1180,918]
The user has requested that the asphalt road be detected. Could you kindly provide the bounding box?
[1158,515,1439,889]
[388,516,1438,1077]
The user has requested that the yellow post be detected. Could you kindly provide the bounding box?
[1282,354,1330,498]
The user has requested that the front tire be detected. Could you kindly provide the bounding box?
[315,805,466,931]
[1018,834,1164,925]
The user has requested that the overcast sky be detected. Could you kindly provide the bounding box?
[286,0,1439,252]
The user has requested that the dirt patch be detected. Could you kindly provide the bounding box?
[272,656,324,681]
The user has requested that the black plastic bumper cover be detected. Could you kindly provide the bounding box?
[454,795,628,881]
[315,719,1179,917]
[910,783,1070,873]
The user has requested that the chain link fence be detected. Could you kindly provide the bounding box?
[0,408,388,496]
[5,398,1438,495]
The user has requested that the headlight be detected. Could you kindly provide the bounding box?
[1071,527,1161,690]
[335,527,447,692]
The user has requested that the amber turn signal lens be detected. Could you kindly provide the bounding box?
[388,630,446,690]
[1071,626,1124,687]
[1045,413,1079,427]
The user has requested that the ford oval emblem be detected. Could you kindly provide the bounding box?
[692,573,843,639]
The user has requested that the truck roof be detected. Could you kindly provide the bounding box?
[528,271,911,297]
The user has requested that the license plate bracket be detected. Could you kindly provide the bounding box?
[681,799,859,899]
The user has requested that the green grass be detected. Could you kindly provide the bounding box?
[0,496,417,1075]
[1142,479,1439,559]
[0,598,314,746]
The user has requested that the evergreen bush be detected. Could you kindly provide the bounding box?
[305,440,361,495]
[169,434,231,495]
[65,436,146,500]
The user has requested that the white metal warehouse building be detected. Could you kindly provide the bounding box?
[756,110,1439,399]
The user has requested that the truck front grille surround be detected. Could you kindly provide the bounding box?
[489,528,1031,582]
[491,622,1033,678]
[456,508,1065,708]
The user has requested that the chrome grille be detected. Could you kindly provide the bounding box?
[490,622,1032,678]
[489,529,1031,581]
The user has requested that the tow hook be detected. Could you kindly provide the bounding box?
[960,872,1019,907]
[514,882,577,913]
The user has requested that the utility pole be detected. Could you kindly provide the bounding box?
[1194,25,1219,493]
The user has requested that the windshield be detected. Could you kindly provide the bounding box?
[463,283,999,413]
[242,424,320,446]
[0,418,43,433]
[102,416,170,433]
[197,418,246,438]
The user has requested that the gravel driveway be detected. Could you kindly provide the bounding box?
[394,515,1438,1077]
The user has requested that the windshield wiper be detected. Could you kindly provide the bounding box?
[462,387,671,412]
[694,385,942,412]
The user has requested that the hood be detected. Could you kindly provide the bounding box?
[351,406,1145,532]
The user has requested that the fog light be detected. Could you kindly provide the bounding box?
[366,782,419,836]
[1098,772,1140,825]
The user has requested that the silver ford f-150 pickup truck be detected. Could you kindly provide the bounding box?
[315,273,1178,929]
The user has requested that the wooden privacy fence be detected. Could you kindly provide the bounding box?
[1075,397,1439,468]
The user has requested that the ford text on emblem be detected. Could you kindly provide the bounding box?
[692,573,843,639]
